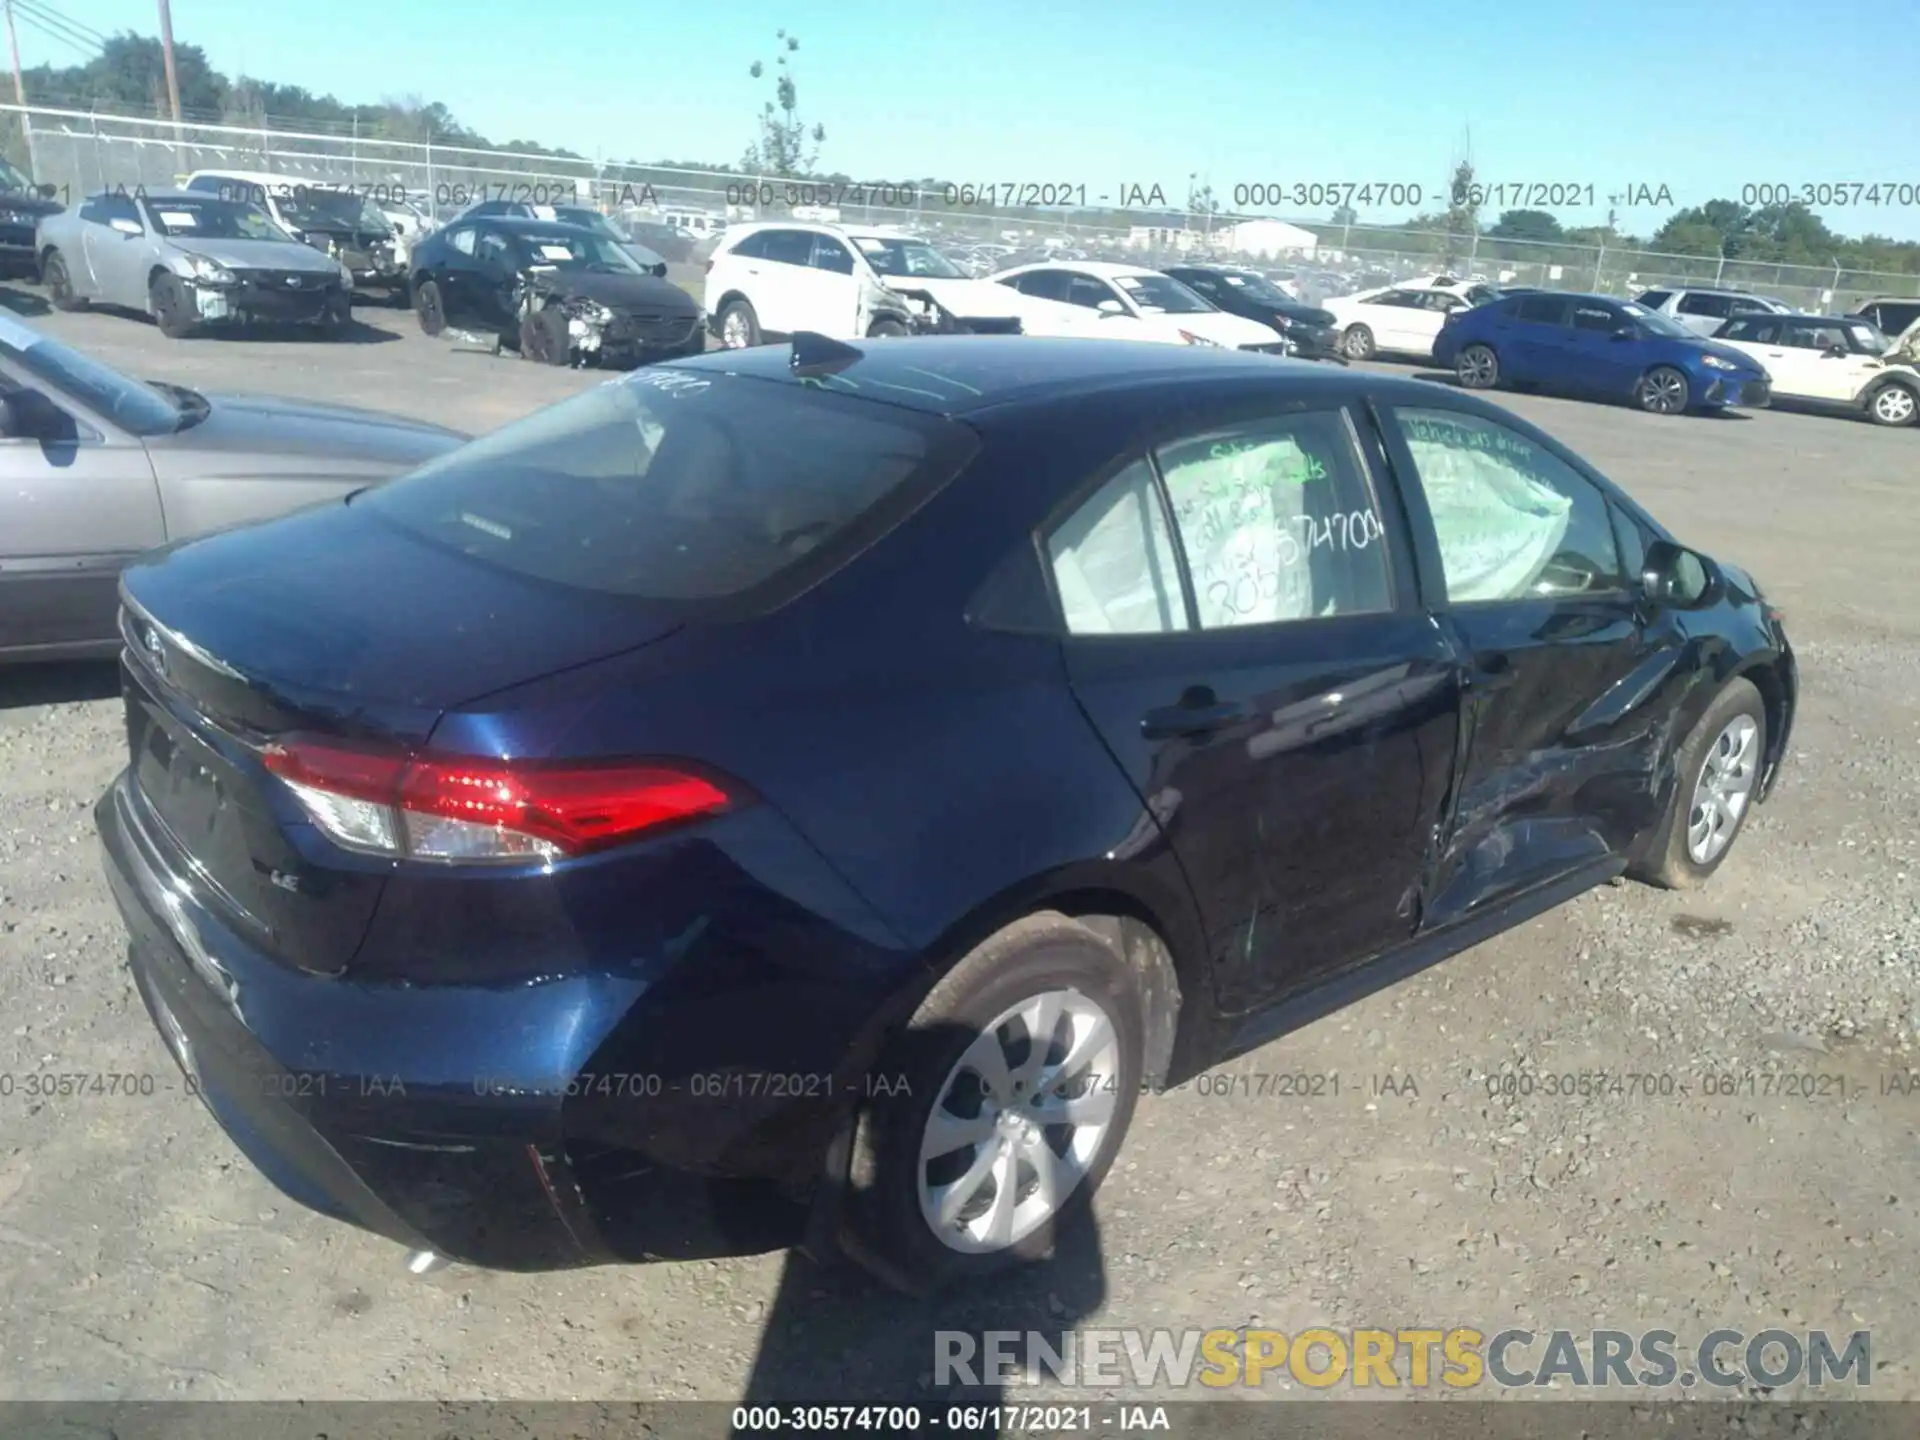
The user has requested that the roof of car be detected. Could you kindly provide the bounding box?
[447,215,600,236]
[661,334,1440,418]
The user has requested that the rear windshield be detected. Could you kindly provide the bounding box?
[359,369,964,600]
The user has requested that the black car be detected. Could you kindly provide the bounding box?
[0,156,63,280]
[457,198,670,274]
[1163,264,1344,361]
[408,215,702,366]
[96,335,1793,1293]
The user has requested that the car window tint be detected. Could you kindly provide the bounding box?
[364,373,954,601]
[1677,293,1733,318]
[1156,410,1392,629]
[1047,460,1186,635]
[1181,274,1222,298]
[446,226,477,256]
[1391,408,1625,603]
[759,229,816,266]
[78,197,110,224]
[727,230,769,260]
[1785,322,1848,351]
[811,236,855,274]
[1571,304,1618,332]
[1016,271,1069,302]
[1635,290,1672,309]
[1719,317,1771,342]
[1515,296,1567,325]
[477,231,513,266]
[1067,275,1119,309]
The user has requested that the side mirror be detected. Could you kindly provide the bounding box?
[1824,342,1847,358]
[1611,324,1640,341]
[35,182,57,200]
[1096,298,1126,317]
[109,217,143,237]
[1640,538,1719,610]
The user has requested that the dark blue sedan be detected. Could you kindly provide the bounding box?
[1433,291,1773,415]
[96,335,1796,1293]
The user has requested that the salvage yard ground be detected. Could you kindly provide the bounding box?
[1,283,1917,1403]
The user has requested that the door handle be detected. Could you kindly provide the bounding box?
[1141,699,1243,740]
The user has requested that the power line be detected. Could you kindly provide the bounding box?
[15,0,103,46]
[12,0,103,60]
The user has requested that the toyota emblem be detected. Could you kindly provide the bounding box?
[143,625,167,676]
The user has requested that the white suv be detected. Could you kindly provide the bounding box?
[1714,312,1919,427]
[705,222,1095,347]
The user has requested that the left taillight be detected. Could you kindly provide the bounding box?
[260,736,735,864]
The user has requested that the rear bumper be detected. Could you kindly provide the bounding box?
[95,763,917,1271]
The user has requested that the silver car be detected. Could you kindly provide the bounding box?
[0,312,465,661]
[36,188,357,338]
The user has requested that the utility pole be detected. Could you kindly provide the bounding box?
[157,0,185,156]
[5,0,26,105]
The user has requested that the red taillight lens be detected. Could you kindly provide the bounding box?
[261,738,734,863]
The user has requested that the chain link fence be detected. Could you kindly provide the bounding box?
[4,101,1918,313]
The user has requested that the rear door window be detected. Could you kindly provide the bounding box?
[360,371,972,603]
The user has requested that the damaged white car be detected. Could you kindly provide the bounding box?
[703,221,1124,347]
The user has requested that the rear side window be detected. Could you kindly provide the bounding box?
[1571,303,1619,332]
[726,230,770,260]
[1719,317,1775,342]
[1634,290,1672,309]
[1677,292,1734,318]
[1515,296,1567,324]
[758,229,816,266]
[361,372,964,602]
[1047,461,1187,635]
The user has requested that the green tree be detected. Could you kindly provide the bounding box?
[1330,203,1358,227]
[1488,208,1562,242]
[742,29,823,178]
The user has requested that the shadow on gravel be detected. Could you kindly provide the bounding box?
[0,659,120,709]
[729,1016,1116,1434]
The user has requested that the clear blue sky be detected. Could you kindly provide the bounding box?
[29,0,1920,242]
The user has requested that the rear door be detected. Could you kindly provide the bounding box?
[1502,293,1571,381]
[1377,402,1677,925]
[1564,298,1641,396]
[804,233,864,335]
[432,223,483,324]
[746,228,820,335]
[1050,395,1462,1014]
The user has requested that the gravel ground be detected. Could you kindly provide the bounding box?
[0,284,1916,1408]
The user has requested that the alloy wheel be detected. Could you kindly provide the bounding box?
[916,988,1122,1255]
[1458,345,1498,388]
[1871,386,1917,426]
[1639,368,1688,414]
[721,309,752,348]
[1687,714,1758,865]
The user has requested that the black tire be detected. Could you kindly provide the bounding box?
[839,913,1144,1296]
[386,285,411,309]
[1635,365,1691,415]
[1865,380,1919,428]
[1628,677,1767,890]
[318,292,353,339]
[414,278,447,337]
[42,250,85,311]
[1340,324,1375,360]
[520,306,571,366]
[149,272,195,339]
[1456,342,1500,389]
[867,316,909,338]
[715,298,760,349]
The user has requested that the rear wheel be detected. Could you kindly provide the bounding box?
[1456,343,1500,389]
[42,250,85,311]
[840,914,1143,1296]
[1629,677,1766,889]
[319,292,352,339]
[1340,324,1375,360]
[149,272,195,338]
[717,298,760,349]
[414,278,447,337]
[1866,381,1918,427]
[1635,365,1691,414]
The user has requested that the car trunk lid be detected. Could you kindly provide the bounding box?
[116,497,684,975]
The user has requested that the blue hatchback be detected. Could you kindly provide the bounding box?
[1433,292,1772,415]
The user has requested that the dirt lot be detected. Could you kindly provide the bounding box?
[0,285,1916,1407]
